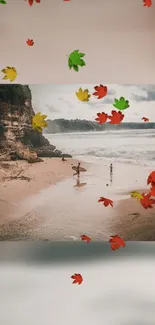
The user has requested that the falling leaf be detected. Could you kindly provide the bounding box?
[95,112,108,124]
[143,0,152,7]
[28,0,33,5]
[98,197,113,207]
[147,171,155,186]
[1,67,18,82]
[76,88,91,102]
[27,0,40,6]
[93,85,108,99]
[68,50,86,72]
[108,110,124,124]
[130,191,143,200]
[150,186,155,197]
[140,193,155,209]
[71,273,83,285]
[142,117,149,122]
[26,39,34,46]
[32,112,48,132]
[0,0,7,4]
[113,97,130,110]
[109,235,126,251]
[80,234,91,243]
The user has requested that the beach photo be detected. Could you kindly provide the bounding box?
[0,84,155,240]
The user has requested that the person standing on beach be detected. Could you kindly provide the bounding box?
[110,163,113,183]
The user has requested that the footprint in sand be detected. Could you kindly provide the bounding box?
[129,212,140,221]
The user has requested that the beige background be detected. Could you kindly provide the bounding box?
[0,0,155,84]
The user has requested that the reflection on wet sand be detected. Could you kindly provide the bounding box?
[73,177,87,189]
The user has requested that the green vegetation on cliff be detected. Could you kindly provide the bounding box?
[0,85,31,105]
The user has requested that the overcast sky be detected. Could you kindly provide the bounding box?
[30,84,155,122]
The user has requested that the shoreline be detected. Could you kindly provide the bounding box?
[0,158,155,240]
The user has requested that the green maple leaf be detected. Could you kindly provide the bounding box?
[113,97,130,110]
[68,50,86,71]
[0,0,7,3]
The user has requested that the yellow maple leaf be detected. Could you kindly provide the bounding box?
[1,66,18,82]
[32,112,48,132]
[76,88,91,102]
[130,191,143,200]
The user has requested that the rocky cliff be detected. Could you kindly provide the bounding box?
[0,85,71,162]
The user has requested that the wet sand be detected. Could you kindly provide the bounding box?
[0,159,154,241]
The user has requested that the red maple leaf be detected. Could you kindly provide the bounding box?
[147,171,155,185]
[93,85,108,99]
[142,117,149,122]
[26,39,34,46]
[109,235,126,251]
[108,110,124,124]
[98,196,113,207]
[28,0,33,5]
[71,273,83,285]
[27,0,40,5]
[140,193,155,209]
[95,112,108,124]
[143,0,152,7]
[149,186,155,197]
[80,234,91,243]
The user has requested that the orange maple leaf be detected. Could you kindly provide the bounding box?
[93,85,108,99]
[147,171,155,185]
[143,0,152,7]
[142,117,149,122]
[98,196,113,207]
[95,112,108,124]
[109,235,126,251]
[140,193,155,209]
[26,39,34,46]
[80,234,91,243]
[71,273,83,285]
[108,110,124,124]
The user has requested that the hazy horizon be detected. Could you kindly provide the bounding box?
[30,84,155,123]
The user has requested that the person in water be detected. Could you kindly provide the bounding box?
[110,163,113,183]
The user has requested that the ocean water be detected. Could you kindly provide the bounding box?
[46,129,155,167]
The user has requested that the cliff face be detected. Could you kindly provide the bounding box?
[0,85,71,162]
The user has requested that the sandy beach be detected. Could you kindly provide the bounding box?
[0,158,154,241]
[0,158,81,222]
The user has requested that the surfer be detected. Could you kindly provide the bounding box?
[73,162,81,177]
[72,162,87,178]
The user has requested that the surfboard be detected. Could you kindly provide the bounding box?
[72,166,87,172]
